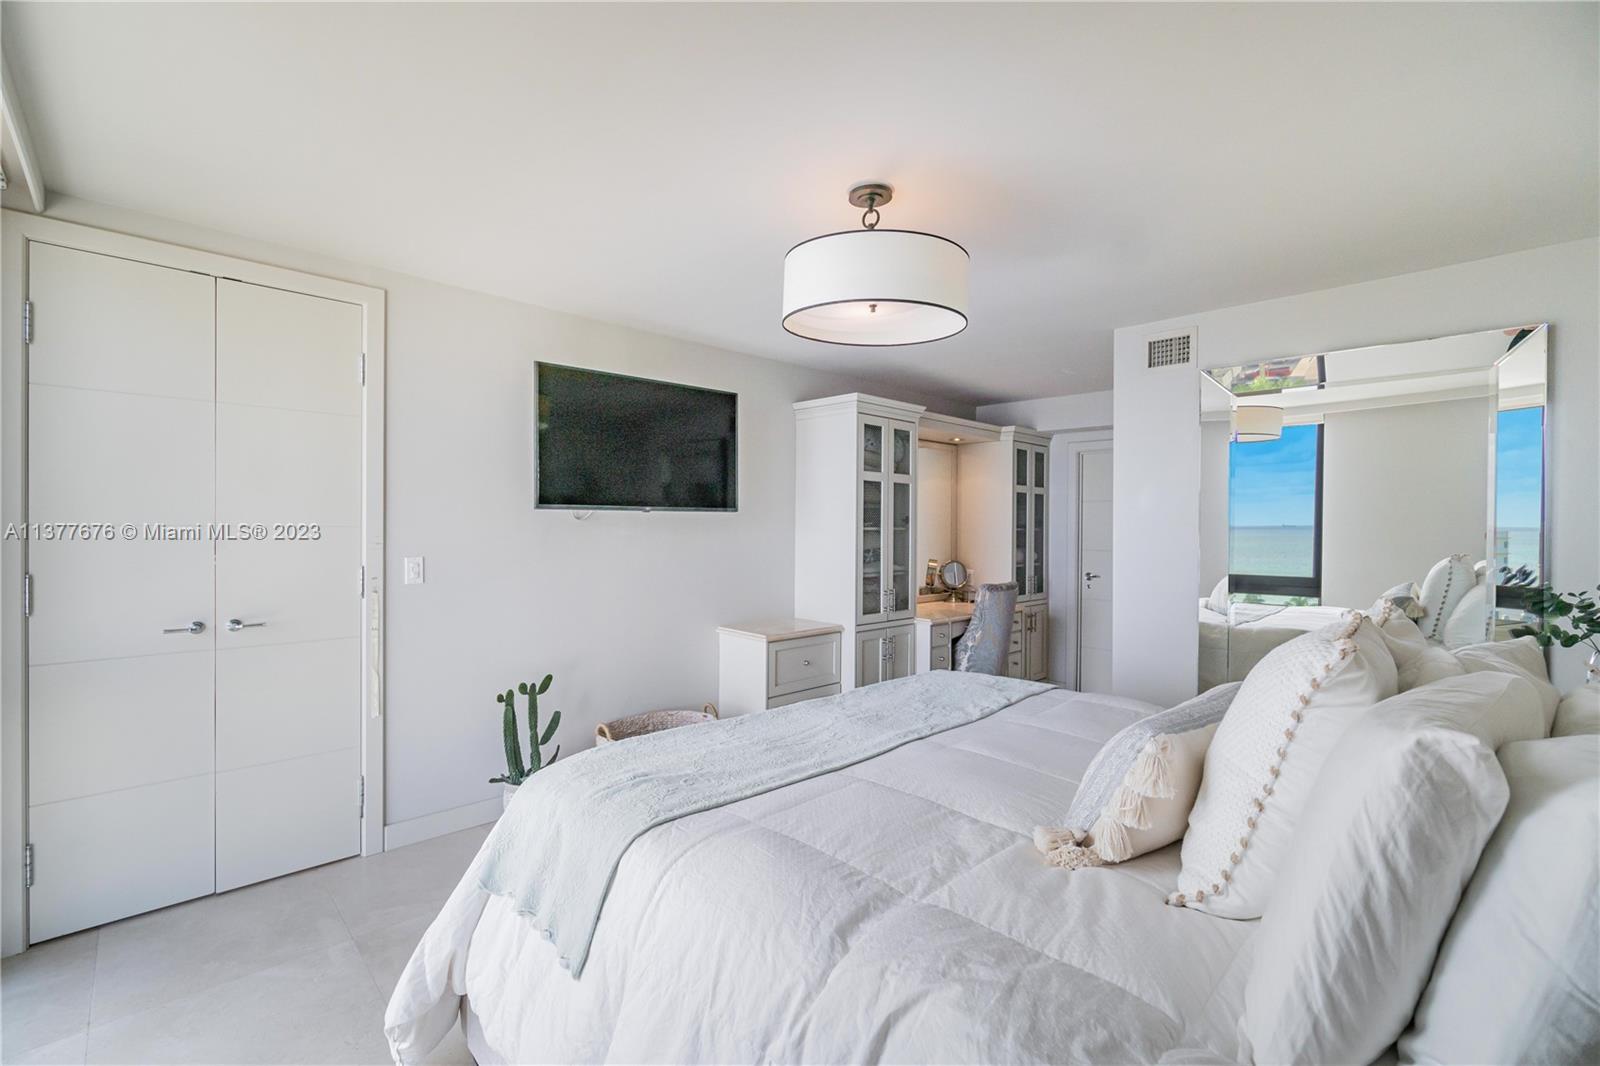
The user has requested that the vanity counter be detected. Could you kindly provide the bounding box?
[915,602,975,624]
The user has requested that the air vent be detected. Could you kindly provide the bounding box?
[1147,333,1192,369]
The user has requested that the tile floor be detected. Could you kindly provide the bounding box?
[1,824,491,1065]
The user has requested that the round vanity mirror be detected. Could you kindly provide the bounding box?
[939,560,969,591]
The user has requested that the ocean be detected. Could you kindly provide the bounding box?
[1229,526,1542,581]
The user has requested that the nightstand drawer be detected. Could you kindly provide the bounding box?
[768,633,842,698]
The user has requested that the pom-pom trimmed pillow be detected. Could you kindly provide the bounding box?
[1170,613,1397,918]
[1034,682,1241,868]
[1418,554,1476,642]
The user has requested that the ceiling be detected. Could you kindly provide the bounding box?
[4,2,1595,406]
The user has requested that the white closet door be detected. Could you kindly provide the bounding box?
[213,280,362,892]
[1077,448,1114,693]
[26,243,217,942]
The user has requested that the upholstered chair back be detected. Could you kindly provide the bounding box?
[954,582,1019,675]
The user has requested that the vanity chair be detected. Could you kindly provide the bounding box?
[954,582,1019,675]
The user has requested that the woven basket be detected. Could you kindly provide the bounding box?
[595,703,719,744]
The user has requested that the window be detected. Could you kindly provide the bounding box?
[1227,422,1322,604]
[1495,405,1544,605]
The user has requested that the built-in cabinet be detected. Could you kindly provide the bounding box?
[795,394,925,690]
[1013,602,1048,681]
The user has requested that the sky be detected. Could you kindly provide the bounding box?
[1229,422,1318,527]
[1495,405,1544,530]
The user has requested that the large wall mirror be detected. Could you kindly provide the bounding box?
[1197,324,1548,692]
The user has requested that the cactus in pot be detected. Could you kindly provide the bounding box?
[490,673,562,811]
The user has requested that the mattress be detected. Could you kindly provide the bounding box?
[386,687,1259,1064]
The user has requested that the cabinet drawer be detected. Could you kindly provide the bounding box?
[931,644,951,671]
[1007,650,1024,678]
[767,684,840,709]
[768,634,842,698]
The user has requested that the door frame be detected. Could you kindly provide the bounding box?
[1055,433,1113,690]
[1,211,387,956]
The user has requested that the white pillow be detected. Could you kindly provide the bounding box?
[1379,580,1426,619]
[1401,734,1600,1066]
[1035,683,1239,867]
[1418,554,1476,643]
[1241,672,1547,1066]
[1552,687,1600,737]
[1454,636,1561,733]
[1441,581,1491,649]
[1369,599,1467,692]
[1170,613,1396,918]
[1205,576,1229,615]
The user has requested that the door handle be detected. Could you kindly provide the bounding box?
[226,618,267,632]
[162,620,206,635]
[1084,572,1101,584]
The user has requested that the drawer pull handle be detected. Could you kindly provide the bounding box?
[802,659,811,666]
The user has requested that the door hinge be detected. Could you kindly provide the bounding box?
[22,299,32,346]
[22,572,32,617]
[24,843,33,889]
[358,352,366,386]
[359,564,366,599]
[358,775,366,818]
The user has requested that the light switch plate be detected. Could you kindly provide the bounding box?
[403,556,425,585]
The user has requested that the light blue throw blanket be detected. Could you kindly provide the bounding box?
[478,671,1052,977]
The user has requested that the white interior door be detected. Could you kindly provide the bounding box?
[213,280,363,892]
[26,243,218,942]
[1076,447,1114,693]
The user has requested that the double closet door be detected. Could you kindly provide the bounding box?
[26,242,364,942]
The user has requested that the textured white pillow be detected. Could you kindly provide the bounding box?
[1171,613,1396,918]
[1441,580,1491,649]
[1241,672,1546,1066]
[1400,734,1600,1066]
[1205,576,1229,615]
[1369,599,1468,692]
[1418,554,1476,643]
[1454,636,1561,732]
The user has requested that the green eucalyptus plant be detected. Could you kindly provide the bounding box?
[1511,585,1600,657]
[490,674,562,786]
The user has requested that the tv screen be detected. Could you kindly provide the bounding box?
[535,363,737,511]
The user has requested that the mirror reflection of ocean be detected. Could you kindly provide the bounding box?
[1229,525,1542,578]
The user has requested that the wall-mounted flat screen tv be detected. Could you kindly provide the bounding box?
[535,363,738,511]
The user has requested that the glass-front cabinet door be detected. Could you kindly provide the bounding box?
[859,417,916,625]
[1014,442,1047,602]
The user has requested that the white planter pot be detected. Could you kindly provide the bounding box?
[502,782,520,813]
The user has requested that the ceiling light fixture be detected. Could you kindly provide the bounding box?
[1232,405,1285,443]
[782,183,969,346]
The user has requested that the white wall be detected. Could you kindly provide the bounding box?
[24,197,972,834]
[916,443,956,577]
[976,389,1113,431]
[1322,396,1491,608]
[1113,239,1598,704]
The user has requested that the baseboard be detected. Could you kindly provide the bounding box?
[383,796,501,851]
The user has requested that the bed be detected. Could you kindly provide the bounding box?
[385,682,1262,1065]
[1198,601,1349,691]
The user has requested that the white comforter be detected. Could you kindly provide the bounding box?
[386,688,1259,1065]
